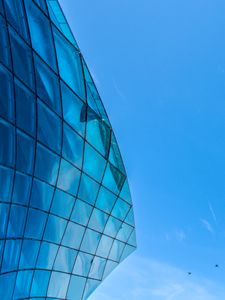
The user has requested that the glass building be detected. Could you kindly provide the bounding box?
[0,0,136,299]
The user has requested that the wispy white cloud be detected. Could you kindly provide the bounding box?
[175,229,186,242]
[113,80,127,102]
[89,254,225,300]
[200,218,214,234]
[208,201,218,226]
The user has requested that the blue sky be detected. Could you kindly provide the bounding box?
[60,0,225,299]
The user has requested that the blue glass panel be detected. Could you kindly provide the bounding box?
[0,118,15,167]
[0,64,14,122]
[53,27,85,99]
[38,100,62,153]
[35,55,61,114]
[4,0,29,40]
[0,273,16,299]
[0,165,14,202]
[48,272,70,298]
[120,244,136,262]
[81,229,101,255]
[116,222,133,243]
[16,130,35,174]
[89,257,106,280]
[12,172,32,205]
[104,216,122,238]
[0,203,9,238]
[109,132,125,174]
[62,222,85,248]
[95,186,117,214]
[103,260,118,280]
[0,15,11,68]
[67,275,86,300]
[96,235,114,258]
[35,143,60,185]
[78,173,100,205]
[83,143,106,183]
[109,240,126,262]
[73,252,93,277]
[63,123,83,168]
[120,179,132,204]
[30,270,50,297]
[25,208,47,239]
[57,159,81,195]
[33,0,48,13]
[15,79,36,136]
[51,189,74,219]
[7,205,27,238]
[54,246,77,273]
[14,270,33,299]
[128,230,137,247]
[102,163,126,195]
[111,198,131,221]
[83,279,100,300]
[20,240,40,269]
[44,214,67,243]
[2,239,21,272]
[0,0,3,14]
[9,27,34,90]
[30,178,54,211]
[25,0,57,70]
[71,199,92,226]
[37,241,58,269]
[88,209,108,233]
[61,81,85,135]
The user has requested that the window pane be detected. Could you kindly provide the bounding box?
[53,27,85,99]
[104,216,122,238]
[20,240,40,269]
[80,229,101,255]
[0,165,14,202]
[15,79,36,136]
[78,173,100,205]
[71,199,92,226]
[73,251,93,277]
[109,240,126,262]
[102,163,126,195]
[30,270,50,297]
[0,65,14,122]
[54,246,77,273]
[35,143,60,185]
[7,205,27,238]
[4,0,29,40]
[35,55,61,114]
[0,15,11,68]
[111,198,130,221]
[25,209,47,239]
[95,186,117,214]
[62,221,85,249]
[2,239,21,272]
[48,272,70,298]
[38,100,62,153]
[13,270,32,299]
[0,273,16,300]
[30,178,54,211]
[44,214,67,244]
[51,189,74,219]
[0,203,9,238]
[9,28,34,90]
[67,275,86,300]
[12,172,32,205]
[16,130,35,174]
[25,0,57,70]
[37,241,58,269]
[88,209,108,233]
[96,235,114,258]
[63,123,84,168]
[0,118,15,167]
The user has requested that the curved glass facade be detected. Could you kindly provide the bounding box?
[0,0,136,299]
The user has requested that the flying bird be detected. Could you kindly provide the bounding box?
[215,264,219,268]
[187,272,192,275]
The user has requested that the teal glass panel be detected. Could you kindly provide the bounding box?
[30,178,54,211]
[16,130,35,174]
[78,173,100,205]
[109,240,126,262]
[81,229,101,255]
[15,79,36,136]
[30,270,51,297]
[44,215,67,244]
[48,272,70,298]
[12,172,32,205]
[67,275,86,300]
[53,27,85,99]
[51,189,74,219]
[102,162,126,195]
[13,270,32,299]
[116,223,133,242]
[71,199,92,226]
[83,143,106,182]
[120,244,136,262]
[54,246,77,273]
[61,81,85,135]
[4,0,29,40]
[25,0,57,70]
[0,203,9,238]
[104,216,122,238]
[89,257,106,280]
[128,230,137,247]
[19,240,40,269]
[95,186,117,214]
[73,252,93,277]
[62,222,85,249]
[0,165,14,202]
[83,279,100,300]
[111,198,131,221]
[0,118,15,167]
[35,143,60,185]
[103,260,118,280]
[96,235,114,258]
[88,208,108,233]
[2,239,21,272]
[0,15,11,68]
[57,159,81,195]
[109,132,125,173]
[25,209,47,239]
[37,242,58,269]
[9,27,34,90]
[38,100,62,153]
[0,65,14,121]
[63,123,84,168]
[119,179,132,204]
